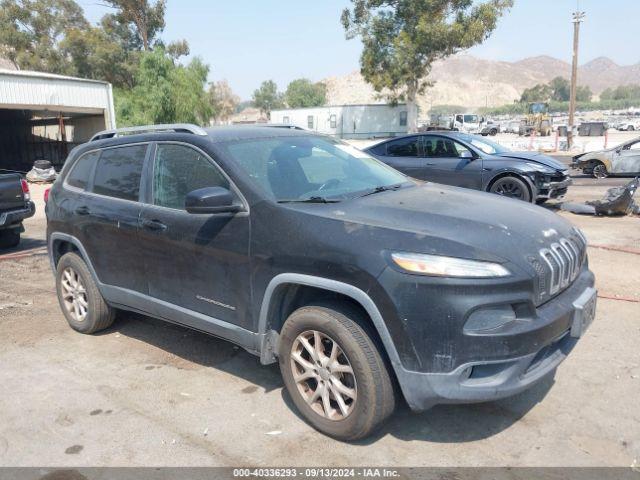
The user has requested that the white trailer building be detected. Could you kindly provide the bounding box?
[0,69,115,172]
[269,104,415,139]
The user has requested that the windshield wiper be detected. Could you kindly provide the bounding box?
[359,183,404,198]
[277,196,340,204]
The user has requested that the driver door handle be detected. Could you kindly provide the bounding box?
[75,206,90,215]
[141,219,167,231]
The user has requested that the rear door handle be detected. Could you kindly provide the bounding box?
[141,219,167,231]
[75,206,90,215]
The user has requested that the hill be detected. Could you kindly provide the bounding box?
[323,54,640,111]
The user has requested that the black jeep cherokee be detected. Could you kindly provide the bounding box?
[46,124,596,440]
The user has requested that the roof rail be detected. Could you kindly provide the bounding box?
[89,123,208,142]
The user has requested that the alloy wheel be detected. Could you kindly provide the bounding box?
[493,179,525,199]
[593,164,608,179]
[290,330,357,420]
[61,267,89,322]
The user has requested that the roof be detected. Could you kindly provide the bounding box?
[204,125,313,143]
[271,103,409,112]
[0,68,110,85]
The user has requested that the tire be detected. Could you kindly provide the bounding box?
[278,302,396,441]
[490,129,498,136]
[55,252,115,334]
[628,126,635,132]
[0,229,20,249]
[489,176,532,202]
[592,162,608,179]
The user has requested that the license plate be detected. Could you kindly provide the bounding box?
[571,287,597,338]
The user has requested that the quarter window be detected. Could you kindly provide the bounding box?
[92,145,146,201]
[66,151,99,190]
[385,137,420,157]
[153,144,229,210]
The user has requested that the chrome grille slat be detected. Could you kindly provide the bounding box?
[533,230,587,302]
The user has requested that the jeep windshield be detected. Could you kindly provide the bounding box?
[224,136,411,202]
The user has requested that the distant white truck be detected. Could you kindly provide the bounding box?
[452,113,484,133]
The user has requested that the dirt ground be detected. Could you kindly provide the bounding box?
[0,177,638,467]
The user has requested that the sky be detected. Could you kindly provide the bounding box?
[77,0,640,99]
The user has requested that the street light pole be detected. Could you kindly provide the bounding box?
[567,10,585,150]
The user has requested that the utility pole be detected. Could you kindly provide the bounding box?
[567,9,585,150]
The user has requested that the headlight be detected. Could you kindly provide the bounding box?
[525,162,556,173]
[391,252,510,278]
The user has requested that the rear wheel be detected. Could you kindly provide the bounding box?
[56,252,115,334]
[592,162,608,179]
[489,176,532,202]
[628,125,635,132]
[0,229,20,249]
[278,303,395,440]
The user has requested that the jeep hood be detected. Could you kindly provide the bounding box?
[297,183,577,267]
[492,151,566,170]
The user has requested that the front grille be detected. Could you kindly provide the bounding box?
[530,229,587,303]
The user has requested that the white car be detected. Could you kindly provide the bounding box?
[616,119,640,131]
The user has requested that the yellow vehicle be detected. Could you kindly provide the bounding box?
[519,102,552,136]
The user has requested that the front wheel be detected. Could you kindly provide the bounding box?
[278,303,396,440]
[489,176,532,202]
[592,162,609,179]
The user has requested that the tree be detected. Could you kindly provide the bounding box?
[209,80,240,124]
[575,85,592,102]
[341,0,513,132]
[252,80,284,118]
[0,0,88,72]
[115,48,211,126]
[549,76,570,102]
[101,0,166,51]
[284,78,326,108]
[520,83,552,103]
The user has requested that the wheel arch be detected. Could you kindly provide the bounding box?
[49,233,101,285]
[257,274,404,374]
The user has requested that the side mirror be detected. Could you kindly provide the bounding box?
[185,187,243,214]
[459,150,474,159]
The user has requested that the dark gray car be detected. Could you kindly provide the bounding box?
[365,132,571,203]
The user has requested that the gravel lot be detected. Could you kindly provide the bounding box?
[0,176,638,467]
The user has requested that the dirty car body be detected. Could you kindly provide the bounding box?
[46,126,595,418]
[572,136,640,177]
[365,132,571,203]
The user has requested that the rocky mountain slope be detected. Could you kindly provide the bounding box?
[323,54,640,110]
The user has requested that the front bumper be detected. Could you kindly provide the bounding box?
[0,201,35,229]
[537,177,572,200]
[392,269,596,411]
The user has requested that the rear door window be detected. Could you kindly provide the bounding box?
[66,151,99,190]
[91,144,147,201]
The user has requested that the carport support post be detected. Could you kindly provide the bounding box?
[567,10,585,151]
